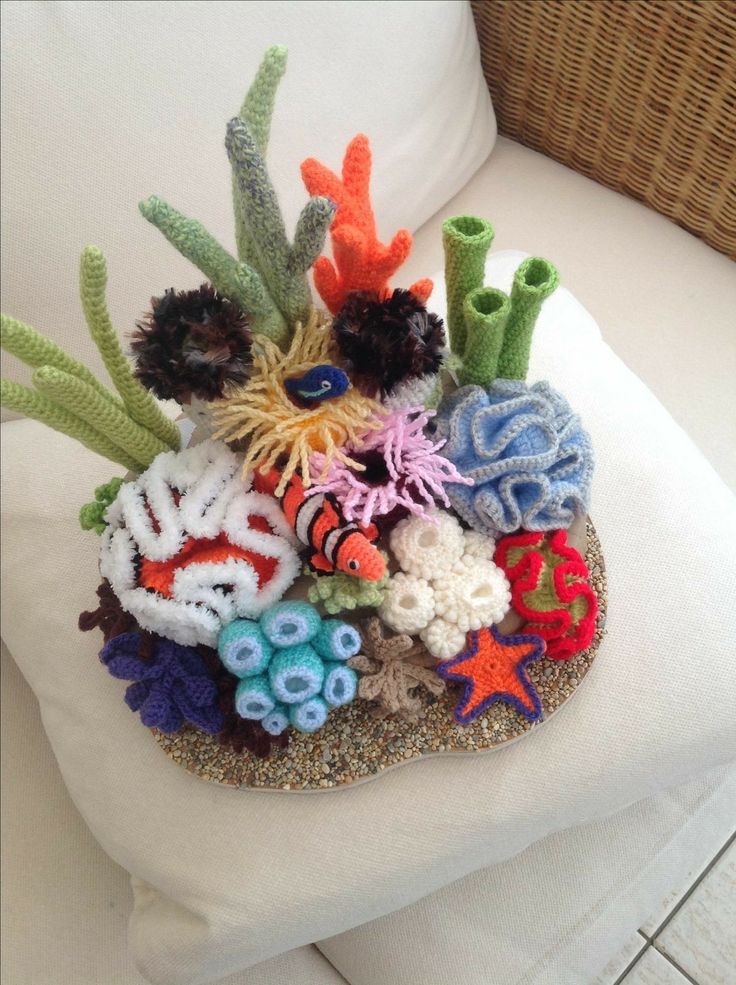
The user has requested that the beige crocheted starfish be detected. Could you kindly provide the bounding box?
[348,617,445,719]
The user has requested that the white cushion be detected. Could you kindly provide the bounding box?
[2,251,735,984]
[0,0,494,397]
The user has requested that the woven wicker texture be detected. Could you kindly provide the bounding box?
[471,0,736,259]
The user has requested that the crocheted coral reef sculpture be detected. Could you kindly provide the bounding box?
[308,406,472,528]
[217,601,360,734]
[100,632,224,734]
[131,284,252,404]
[437,625,545,725]
[433,380,594,537]
[332,289,445,398]
[379,510,511,659]
[301,134,433,313]
[99,440,300,647]
[212,313,383,497]
[348,618,445,720]
[494,529,598,660]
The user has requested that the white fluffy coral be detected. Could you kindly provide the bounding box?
[389,509,465,579]
[381,509,510,659]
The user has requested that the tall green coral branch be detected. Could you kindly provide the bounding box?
[226,118,335,325]
[1,314,123,409]
[33,366,170,467]
[442,215,495,358]
[138,194,289,347]
[234,44,287,263]
[0,378,143,472]
[79,246,179,451]
[496,257,560,380]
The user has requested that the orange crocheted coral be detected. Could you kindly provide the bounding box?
[301,134,433,313]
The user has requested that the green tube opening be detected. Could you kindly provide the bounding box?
[518,257,558,293]
[443,215,494,243]
[469,287,507,317]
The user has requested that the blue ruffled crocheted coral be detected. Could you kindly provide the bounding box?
[434,380,593,536]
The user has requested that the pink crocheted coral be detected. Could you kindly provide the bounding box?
[308,406,472,527]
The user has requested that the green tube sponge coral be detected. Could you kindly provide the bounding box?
[138,195,288,347]
[79,247,179,452]
[459,286,511,387]
[442,215,495,358]
[79,477,125,534]
[235,675,275,720]
[0,378,143,472]
[32,366,170,468]
[496,256,560,380]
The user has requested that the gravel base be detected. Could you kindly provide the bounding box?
[154,519,607,791]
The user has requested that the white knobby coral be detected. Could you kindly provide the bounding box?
[389,509,465,580]
[100,439,300,647]
[380,509,511,659]
[378,573,436,635]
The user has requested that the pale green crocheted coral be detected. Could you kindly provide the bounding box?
[442,215,494,358]
[140,46,334,348]
[1,248,179,473]
[459,287,511,387]
[306,561,389,616]
[79,477,125,534]
[497,256,560,380]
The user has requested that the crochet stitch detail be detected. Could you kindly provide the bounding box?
[301,135,432,313]
[79,477,125,534]
[494,528,598,660]
[437,625,545,725]
[348,618,445,719]
[308,407,472,527]
[442,215,494,357]
[434,379,594,536]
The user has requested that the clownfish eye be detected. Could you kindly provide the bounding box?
[348,559,360,571]
[321,380,332,389]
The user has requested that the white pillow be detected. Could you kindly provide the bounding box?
[0,0,495,394]
[2,252,735,985]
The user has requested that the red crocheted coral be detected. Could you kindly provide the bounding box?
[494,529,598,661]
[301,134,432,313]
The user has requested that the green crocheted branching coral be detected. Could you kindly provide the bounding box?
[0,247,179,472]
[140,46,335,349]
[79,477,125,534]
[442,215,559,386]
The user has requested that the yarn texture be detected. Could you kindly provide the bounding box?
[494,528,598,660]
[434,380,594,536]
[496,256,559,380]
[348,618,445,720]
[79,477,125,534]
[442,215,494,357]
[306,561,388,615]
[308,407,472,527]
[301,135,432,313]
[437,625,545,725]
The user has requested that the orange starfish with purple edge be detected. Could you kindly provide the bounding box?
[437,626,545,725]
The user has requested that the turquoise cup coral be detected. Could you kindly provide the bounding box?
[217,600,363,735]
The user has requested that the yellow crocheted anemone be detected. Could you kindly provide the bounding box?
[211,312,383,497]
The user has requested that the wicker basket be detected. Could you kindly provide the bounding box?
[471,0,736,259]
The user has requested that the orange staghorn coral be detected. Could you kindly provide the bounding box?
[301,134,433,314]
[211,311,384,497]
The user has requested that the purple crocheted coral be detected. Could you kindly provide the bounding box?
[308,406,472,527]
[100,633,223,734]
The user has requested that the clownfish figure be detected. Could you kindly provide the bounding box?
[284,364,349,403]
[254,467,386,581]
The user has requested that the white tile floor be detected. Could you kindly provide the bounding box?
[595,834,736,985]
